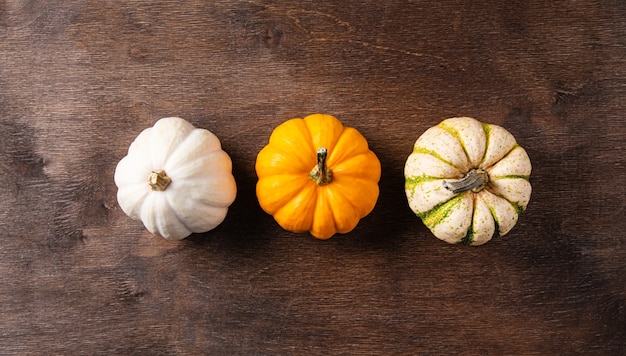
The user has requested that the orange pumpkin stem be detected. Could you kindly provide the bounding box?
[309,147,333,186]
[149,170,172,191]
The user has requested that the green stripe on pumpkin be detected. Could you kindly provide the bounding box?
[502,143,521,161]
[492,218,500,239]
[486,204,501,239]
[405,175,441,190]
[490,174,530,181]
[412,147,460,170]
[481,123,491,164]
[485,188,526,215]
[480,124,520,167]
[437,122,471,164]
[418,194,465,228]
[460,227,474,245]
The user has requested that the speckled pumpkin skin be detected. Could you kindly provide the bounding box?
[404,117,532,245]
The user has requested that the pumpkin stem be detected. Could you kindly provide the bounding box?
[149,170,172,191]
[443,169,488,194]
[309,147,333,186]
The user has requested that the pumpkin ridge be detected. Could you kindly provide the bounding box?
[499,143,521,164]
[141,193,191,239]
[405,175,441,185]
[479,195,503,239]
[256,145,313,176]
[490,209,501,239]
[163,191,194,233]
[117,184,150,218]
[412,147,463,171]
[311,187,338,239]
[484,142,520,170]
[167,150,232,181]
[437,122,472,168]
[303,114,345,153]
[266,118,316,169]
[418,194,465,228]
[489,174,530,181]
[269,118,315,150]
[151,117,196,169]
[163,127,198,168]
[114,155,151,186]
[270,144,306,157]
[329,152,381,181]
[460,227,474,245]
[273,183,318,232]
[328,184,357,210]
[327,127,371,166]
[485,186,524,214]
[257,174,312,214]
[483,193,524,237]
[322,187,359,234]
[325,179,366,220]
[459,194,478,245]
[405,175,441,192]
[479,123,491,166]
[485,181,517,206]
[270,136,316,162]
[181,176,237,208]
[163,129,227,181]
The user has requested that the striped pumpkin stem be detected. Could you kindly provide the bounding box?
[443,169,488,194]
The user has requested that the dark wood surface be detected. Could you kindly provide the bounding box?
[1,1,625,354]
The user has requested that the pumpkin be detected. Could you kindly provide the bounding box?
[114,117,237,240]
[255,114,381,239]
[404,117,531,245]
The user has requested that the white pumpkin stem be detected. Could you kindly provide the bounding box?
[443,169,488,194]
[149,170,172,191]
[309,147,333,186]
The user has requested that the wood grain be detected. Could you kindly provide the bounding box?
[1,1,625,354]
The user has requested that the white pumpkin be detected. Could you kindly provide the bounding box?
[404,117,531,245]
[114,117,237,240]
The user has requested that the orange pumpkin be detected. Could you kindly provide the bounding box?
[255,114,381,239]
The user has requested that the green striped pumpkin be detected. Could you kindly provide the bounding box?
[404,117,532,246]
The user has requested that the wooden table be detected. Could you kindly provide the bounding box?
[1,1,624,354]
